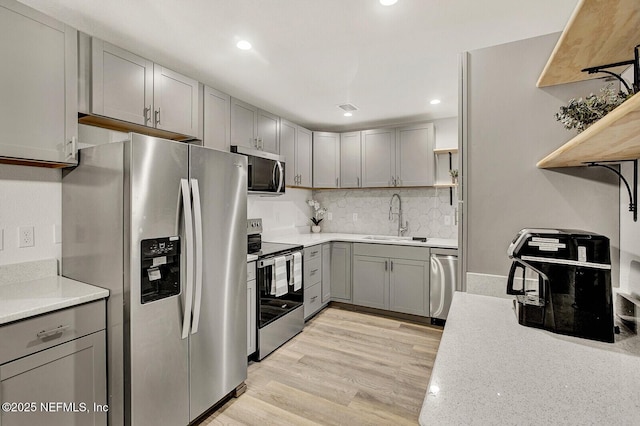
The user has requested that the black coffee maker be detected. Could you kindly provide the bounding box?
[507,229,614,343]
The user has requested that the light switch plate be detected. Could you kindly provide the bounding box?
[327,213,332,221]
[352,213,358,222]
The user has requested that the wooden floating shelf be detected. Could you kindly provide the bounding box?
[538,92,640,168]
[433,148,458,154]
[537,0,640,88]
[433,183,458,188]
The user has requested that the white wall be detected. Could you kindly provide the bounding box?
[0,165,62,266]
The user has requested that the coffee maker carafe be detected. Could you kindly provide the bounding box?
[506,229,614,343]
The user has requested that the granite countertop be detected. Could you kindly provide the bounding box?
[263,232,458,249]
[0,275,109,326]
[247,254,258,262]
[419,292,640,425]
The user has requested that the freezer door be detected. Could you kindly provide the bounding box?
[128,134,190,426]
[188,145,248,421]
[429,253,459,320]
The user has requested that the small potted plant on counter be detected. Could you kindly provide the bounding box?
[449,169,459,184]
[307,199,327,233]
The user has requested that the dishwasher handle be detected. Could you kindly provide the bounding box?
[429,253,458,320]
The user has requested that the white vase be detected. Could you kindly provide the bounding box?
[311,225,321,233]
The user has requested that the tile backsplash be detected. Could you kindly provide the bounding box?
[313,187,458,239]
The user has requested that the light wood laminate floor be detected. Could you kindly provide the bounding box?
[201,307,442,425]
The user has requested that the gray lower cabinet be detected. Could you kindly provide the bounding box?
[0,0,78,165]
[352,244,429,316]
[303,245,323,320]
[330,242,352,302]
[321,243,331,303]
[247,262,256,356]
[0,300,107,426]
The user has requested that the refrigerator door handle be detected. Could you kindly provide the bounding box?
[180,178,195,339]
[190,178,204,334]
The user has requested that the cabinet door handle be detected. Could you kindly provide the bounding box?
[396,176,400,187]
[155,108,161,126]
[37,324,70,340]
[385,260,388,271]
[357,176,360,187]
[336,177,339,187]
[390,260,394,271]
[144,105,151,125]
[67,136,77,160]
[310,269,318,276]
[311,250,318,256]
[310,295,318,302]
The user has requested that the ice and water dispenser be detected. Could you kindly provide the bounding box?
[140,236,181,304]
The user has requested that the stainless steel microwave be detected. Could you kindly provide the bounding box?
[230,146,285,196]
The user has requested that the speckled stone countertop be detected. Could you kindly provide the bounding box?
[419,292,640,425]
[263,232,457,249]
[0,260,109,325]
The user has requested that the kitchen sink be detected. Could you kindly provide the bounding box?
[362,235,414,242]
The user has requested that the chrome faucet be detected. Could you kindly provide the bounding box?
[389,193,408,236]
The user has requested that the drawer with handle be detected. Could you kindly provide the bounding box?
[0,300,106,365]
[303,282,323,320]
[304,245,321,261]
[304,257,322,288]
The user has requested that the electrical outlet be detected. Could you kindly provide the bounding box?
[19,226,34,248]
[327,212,333,221]
[444,216,451,226]
[352,213,358,222]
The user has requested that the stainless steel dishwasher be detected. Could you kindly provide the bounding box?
[430,248,459,324]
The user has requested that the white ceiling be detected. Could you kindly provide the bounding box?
[19,0,578,132]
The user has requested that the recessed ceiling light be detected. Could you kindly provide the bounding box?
[380,0,398,5]
[430,99,441,105]
[344,112,353,117]
[236,40,252,50]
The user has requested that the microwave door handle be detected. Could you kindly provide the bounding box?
[276,161,284,192]
[180,179,194,339]
[190,178,203,335]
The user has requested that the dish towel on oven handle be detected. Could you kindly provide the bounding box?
[291,252,302,291]
[271,256,288,297]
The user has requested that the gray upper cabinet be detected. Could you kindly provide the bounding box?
[257,109,279,153]
[0,0,78,165]
[203,86,231,151]
[340,131,361,188]
[91,39,153,126]
[89,37,199,138]
[396,122,435,186]
[281,120,312,187]
[153,66,199,137]
[361,128,396,187]
[230,98,280,154]
[297,127,313,187]
[313,132,340,188]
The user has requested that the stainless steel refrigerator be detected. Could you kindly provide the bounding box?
[62,133,248,426]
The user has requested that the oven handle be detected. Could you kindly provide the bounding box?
[257,253,299,269]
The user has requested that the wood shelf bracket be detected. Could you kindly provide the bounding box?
[587,159,637,222]
[581,44,640,94]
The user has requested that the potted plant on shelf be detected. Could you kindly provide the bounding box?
[449,169,459,184]
[307,199,327,233]
[555,83,632,133]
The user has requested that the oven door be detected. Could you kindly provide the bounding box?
[257,256,303,328]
